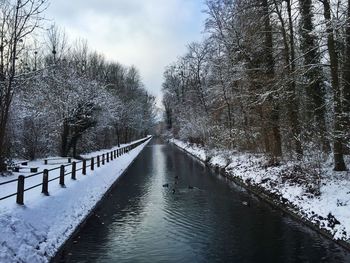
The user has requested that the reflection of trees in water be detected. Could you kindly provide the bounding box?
[63,144,350,263]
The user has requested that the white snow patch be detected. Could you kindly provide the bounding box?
[0,137,151,263]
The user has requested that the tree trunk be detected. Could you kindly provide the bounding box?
[72,138,78,158]
[261,0,282,158]
[286,0,302,158]
[275,0,303,158]
[0,128,7,172]
[66,132,81,158]
[321,0,347,171]
[60,119,69,157]
[343,0,350,139]
[116,127,121,147]
[299,0,330,153]
[0,1,20,172]
[219,73,234,148]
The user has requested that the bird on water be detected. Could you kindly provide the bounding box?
[242,201,250,207]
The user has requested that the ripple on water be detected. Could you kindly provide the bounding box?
[62,142,350,263]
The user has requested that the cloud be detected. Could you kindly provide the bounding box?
[45,0,206,102]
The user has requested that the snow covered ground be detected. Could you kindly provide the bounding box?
[0,137,151,263]
[171,139,350,245]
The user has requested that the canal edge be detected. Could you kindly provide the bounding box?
[51,138,153,263]
[171,141,350,252]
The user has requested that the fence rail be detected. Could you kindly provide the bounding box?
[0,137,151,205]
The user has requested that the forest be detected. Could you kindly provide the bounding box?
[162,0,350,171]
[0,0,156,172]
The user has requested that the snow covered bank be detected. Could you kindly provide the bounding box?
[171,139,350,248]
[0,137,151,263]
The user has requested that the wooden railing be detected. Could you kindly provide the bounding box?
[0,136,151,205]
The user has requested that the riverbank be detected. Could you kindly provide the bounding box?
[171,139,350,250]
[0,137,151,263]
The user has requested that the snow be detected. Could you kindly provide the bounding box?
[0,137,151,263]
[171,139,350,244]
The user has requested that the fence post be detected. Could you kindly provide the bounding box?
[107,152,110,163]
[59,165,65,187]
[102,154,105,165]
[117,149,119,157]
[97,155,100,167]
[68,158,72,164]
[110,151,113,161]
[114,150,116,159]
[91,157,94,171]
[42,169,49,196]
[16,175,25,205]
[82,160,86,175]
[72,162,76,180]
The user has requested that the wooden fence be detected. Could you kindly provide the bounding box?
[0,137,151,205]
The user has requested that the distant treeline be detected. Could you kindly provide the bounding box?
[0,0,155,171]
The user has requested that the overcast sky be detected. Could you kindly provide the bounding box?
[45,0,206,105]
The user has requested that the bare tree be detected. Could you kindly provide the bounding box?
[46,24,68,64]
[299,0,330,153]
[343,0,350,138]
[261,0,282,158]
[319,0,347,171]
[0,0,48,171]
[273,0,303,158]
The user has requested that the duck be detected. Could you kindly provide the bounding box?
[242,201,250,207]
[172,188,176,194]
[163,183,169,187]
[188,185,194,189]
[174,175,179,180]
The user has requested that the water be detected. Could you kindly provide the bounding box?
[59,139,350,263]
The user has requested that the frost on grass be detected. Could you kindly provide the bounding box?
[171,139,350,243]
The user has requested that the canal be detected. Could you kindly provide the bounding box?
[59,139,350,263]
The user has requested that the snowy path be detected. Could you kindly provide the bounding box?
[171,139,350,246]
[0,137,151,263]
[0,137,150,206]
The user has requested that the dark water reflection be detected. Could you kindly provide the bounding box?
[61,139,350,263]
